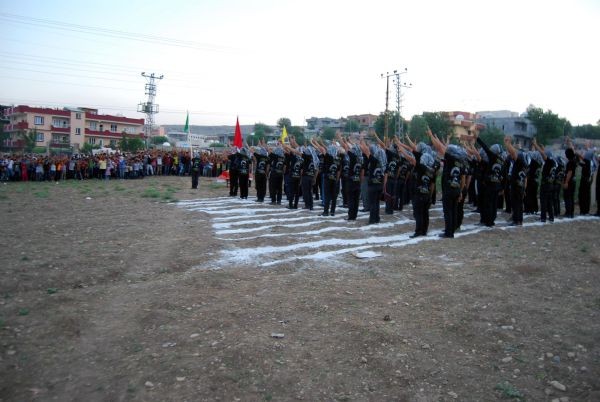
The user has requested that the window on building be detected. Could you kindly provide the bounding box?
[110,124,118,132]
[98,139,104,147]
[110,140,117,147]
[89,137,96,145]
[35,132,44,142]
[90,121,97,130]
[75,128,81,135]
[34,116,44,125]
[75,113,81,119]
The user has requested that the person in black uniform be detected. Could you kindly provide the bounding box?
[190,152,201,189]
[532,138,556,223]
[563,138,577,218]
[504,136,529,226]
[371,132,399,215]
[525,150,543,214]
[268,146,285,205]
[360,140,386,225]
[253,146,269,202]
[340,146,350,209]
[227,147,240,196]
[282,142,303,209]
[312,139,342,216]
[395,150,411,211]
[475,132,505,227]
[578,148,596,215]
[398,144,434,237]
[595,153,600,216]
[553,156,566,217]
[237,147,251,199]
[429,130,467,238]
[340,139,363,220]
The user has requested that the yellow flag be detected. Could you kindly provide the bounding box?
[280,126,288,143]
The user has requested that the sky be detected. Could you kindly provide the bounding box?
[1,0,599,128]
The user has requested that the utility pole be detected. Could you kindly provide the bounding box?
[137,72,164,148]
[392,68,412,136]
[380,71,394,140]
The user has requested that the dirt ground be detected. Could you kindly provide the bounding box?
[1,176,599,402]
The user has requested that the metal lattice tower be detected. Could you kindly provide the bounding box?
[392,68,411,136]
[137,72,164,145]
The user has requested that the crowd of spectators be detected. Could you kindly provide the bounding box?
[0,150,228,182]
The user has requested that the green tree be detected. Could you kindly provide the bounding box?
[81,142,101,154]
[20,129,38,153]
[0,121,9,148]
[573,124,600,140]
[151,136,169,145]
[277,118,292,131]
[422,112,453,138]
[344,119,361,133]
[209,142,225,148]
[408,115,429,143]
[290,126,305,145]
[321,127,336,141]
[126,138,145,152]
[478,126,505,146]
[526,105,570,145]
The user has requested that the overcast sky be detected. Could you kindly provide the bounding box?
[1,0,598,127]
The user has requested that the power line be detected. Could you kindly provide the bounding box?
[0,12,236,52]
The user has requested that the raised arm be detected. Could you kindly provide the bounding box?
[427,128,447,156]
[531,138,547,161]
[503,136,518,161]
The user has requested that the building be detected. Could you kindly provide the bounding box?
[1,105,144,152]
[347,114,378,130]
[167,131,220,148]
[306,117,346,131]
[476,111,536,148]
[445,111,485,140]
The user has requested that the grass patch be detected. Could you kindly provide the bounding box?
[0,318,5,329]
[114,185,126,191]
[47,288,58,294]
[18,308,29,316]
[580,244,588,253]
[495,381,524,400]
[34,190,49,198]
[141,188,161,198]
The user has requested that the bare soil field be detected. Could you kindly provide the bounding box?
[0,176,599,402]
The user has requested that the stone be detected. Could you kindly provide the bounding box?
[421,344,431,350]
[501,357,513,363]
[567,352,575,358]
[549,381,566,391]
[190,333,200,338]
[447,391,458,399]
[580,366,588,372]
[361,356,368,363]
[552,356,561,364]
[176,377,186,382]
[145,381,154,388]
[559,398,570,402]
[501,325,514,330]
[546,352,554,358]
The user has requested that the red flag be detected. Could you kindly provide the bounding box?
[233,116,243,148]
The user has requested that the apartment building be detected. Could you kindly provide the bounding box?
[2,105,144,152]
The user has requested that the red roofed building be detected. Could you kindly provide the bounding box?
[2,105,145,152]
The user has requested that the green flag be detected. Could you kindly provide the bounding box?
[184,111,189,134]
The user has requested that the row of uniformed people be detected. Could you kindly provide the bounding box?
[226,133,598,236]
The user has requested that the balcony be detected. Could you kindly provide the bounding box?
[49,142,71,149]
[85,128,144,138]
[51,125,70,133]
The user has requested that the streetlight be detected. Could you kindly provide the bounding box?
[391,68,412,136]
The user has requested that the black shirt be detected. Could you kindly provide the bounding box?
[269,153,285,177]
[348,152,363,183]
[367,155,385,185]
[324,154,341,181]
[254,154,268,176]
[238,154,250,175]
[301,153,316,177]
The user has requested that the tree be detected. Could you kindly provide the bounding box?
[290,126,305,145]
[408,115,429,143]
[151,136,169,145]
[321,127,336,141]
[0,121,9,148]
[478,126,505,146]
[573,124,600,140]
[20,129,38,153]
[277,118,292,130]
[344,119,360,133]
[526,105,570,145]
[119,135,145,152]
[422,112,453,138]
[81,142,101,154]
[209,143,225,148]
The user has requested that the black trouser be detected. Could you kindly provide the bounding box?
[191,170,200,189]
[323,178,340,215]
[269,174,283,203]
[229,170,239,196]
[384,179,396,214]
[255,173,267,201]
[552,184,561,216]
[313,173,322,201]
[579,179,591,214]
[524,179,538,213]
[596,171,600,214]
[504,183,512,213]
[510,184,524,224]
[564,180,575,217]
[367,183,383,224]
[480,182,499,226]
[457,187,468,230]
[443,186,460,236]
[412,192,431,235]
[395,178,405,211]
[346,179,361,220]
[302,175,314,209]
[288,177,300,208]
[341,176,348,207]
[238,174,249,199]
[540,183,554,222]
